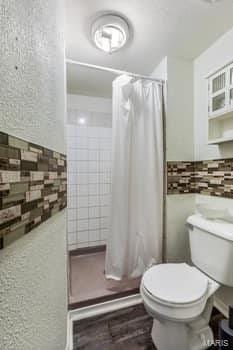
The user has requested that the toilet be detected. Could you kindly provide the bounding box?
[140,214,233,350]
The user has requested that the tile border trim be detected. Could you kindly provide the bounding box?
[167,158,233,198]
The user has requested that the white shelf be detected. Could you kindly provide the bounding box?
[208,107,233,121]
[208,63,233,145]
[208,136,233,145]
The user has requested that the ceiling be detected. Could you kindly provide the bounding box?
[65,0,233,98]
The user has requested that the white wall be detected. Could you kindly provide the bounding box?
[194,27,233,315]
[166,195,194,263]
[153,56,194,161]
[152,57,195,262]
[0,1,67,350]
[151,57,168,81]
[194,27,233,161]
[166,57,194,161]
[67,94,112,114]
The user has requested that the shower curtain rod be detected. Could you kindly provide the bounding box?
[66,59,165,85]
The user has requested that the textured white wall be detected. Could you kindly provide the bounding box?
[0,1,67,350]
[0,212,67,350]
[0,0,65,154]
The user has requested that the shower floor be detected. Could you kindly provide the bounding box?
[69,251,140,309]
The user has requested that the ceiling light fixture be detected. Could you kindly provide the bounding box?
[91,15,129,54]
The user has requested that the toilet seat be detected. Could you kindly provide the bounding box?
[142,263,208,304]
[141,263,211,321]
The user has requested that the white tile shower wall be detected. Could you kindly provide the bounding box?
[66,110,112,250]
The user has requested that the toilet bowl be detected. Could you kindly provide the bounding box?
[141,263,219,350]
[140,214,233,350]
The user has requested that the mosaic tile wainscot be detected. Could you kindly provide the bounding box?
[0,132,67,249]
[167,159,233,198]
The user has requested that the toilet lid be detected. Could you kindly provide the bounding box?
[142,263,209,304]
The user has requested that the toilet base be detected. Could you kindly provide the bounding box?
[151,318,189,350]
[151,318,214,350]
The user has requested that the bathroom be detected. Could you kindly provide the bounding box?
[1,1,233,350]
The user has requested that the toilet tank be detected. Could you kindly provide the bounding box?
[187,214,233,287]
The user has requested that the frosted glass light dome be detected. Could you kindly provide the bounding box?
[92,15,129,53]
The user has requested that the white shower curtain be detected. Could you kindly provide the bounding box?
[105,75,164,280]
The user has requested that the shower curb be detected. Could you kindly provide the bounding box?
[66,293,142,350]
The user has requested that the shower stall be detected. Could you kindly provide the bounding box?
[66,102,112,251]
[66,61,165,309]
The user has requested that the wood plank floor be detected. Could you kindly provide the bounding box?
[73,304,156,350]
[73,304,224,350]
